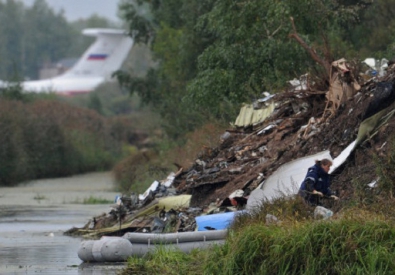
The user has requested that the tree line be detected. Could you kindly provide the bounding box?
[3,0,395,185]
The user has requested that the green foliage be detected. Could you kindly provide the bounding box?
[0,101,32,185]
[0,0,73,80]
[122,246,206,275]
[115,67,208,139]
[111,120,228,195]
[33,193,47,202]
[187,0,366,111]
[112,150,169,194]
[118,0,376,139]
[119,0,154,44]
[205,218,395,274]
[22,0,73,79]
[0,82,31,102]
[82,196,113,204]
[117,0,218,139]
[58,82,131,117]
[66,130,115,172]
[122,216,395,275]
[0,0,25,79]
[374,136,395,198]
[0,99,127,186]
[350,0,395,57]
[87,93,104,115]
[162,122,228,168]
[233,195,313,230]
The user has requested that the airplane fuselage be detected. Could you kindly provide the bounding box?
[22,76,105,96]
[4,28,134,95]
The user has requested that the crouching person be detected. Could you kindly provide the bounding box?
[299,159,339,206]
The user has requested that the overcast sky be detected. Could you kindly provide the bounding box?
[22,0,121,22]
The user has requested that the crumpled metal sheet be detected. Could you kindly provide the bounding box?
[234,102,275,127]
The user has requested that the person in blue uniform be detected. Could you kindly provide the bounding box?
[299,159,339,206]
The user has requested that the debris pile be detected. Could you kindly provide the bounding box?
[67,58,395,238]
[173,59,395,210]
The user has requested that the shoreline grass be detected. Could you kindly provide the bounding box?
[121,215,395,275]
[69,196,113,204]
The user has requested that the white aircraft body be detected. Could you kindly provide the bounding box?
[19,28,134,96]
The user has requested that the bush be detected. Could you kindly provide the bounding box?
[161,122,228,169]
[0,99,126,186]
[112,150,168,194]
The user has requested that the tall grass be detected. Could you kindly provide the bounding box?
[82,196,113,204]
[209,217,395,274]
[122,246,207,275]
[122,216,395,275]
[374,136,395,199]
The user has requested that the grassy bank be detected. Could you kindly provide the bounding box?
[121,204,395,274]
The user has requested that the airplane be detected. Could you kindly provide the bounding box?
[2,28,134,96]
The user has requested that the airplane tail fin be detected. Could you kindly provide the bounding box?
[61,28,134,80]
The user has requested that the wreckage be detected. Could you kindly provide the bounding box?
[71,57,395,261]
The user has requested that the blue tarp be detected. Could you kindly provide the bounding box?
[195,211,246,231]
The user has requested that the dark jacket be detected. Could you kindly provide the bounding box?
[299,163,332,199]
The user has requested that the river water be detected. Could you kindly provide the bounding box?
[0,172,126,275]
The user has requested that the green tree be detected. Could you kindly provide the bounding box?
[88,93,104,115]
[188,0,370,113]
[0,0,75,80]
[350,0,395,58]
[118,0,377,138]
[23,0,73,79]
[117,0,216,139]
[0,0,25,79]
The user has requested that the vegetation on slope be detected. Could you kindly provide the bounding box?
[121,193,395,274]
[117,0,395,140]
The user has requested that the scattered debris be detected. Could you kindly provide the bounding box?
[68,58,395,253]
[314,206,334,220]
[322,58,360,119]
